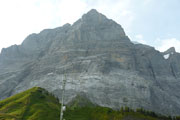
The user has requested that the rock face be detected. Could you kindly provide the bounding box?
[0,9,180,115]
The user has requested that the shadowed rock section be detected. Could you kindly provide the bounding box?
[0,9,180,115]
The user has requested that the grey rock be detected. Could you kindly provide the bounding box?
[162,47,176,55]
[161,47,180,78]
[0,9,180,115]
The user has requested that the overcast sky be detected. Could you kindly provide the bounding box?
[0,0,180,52]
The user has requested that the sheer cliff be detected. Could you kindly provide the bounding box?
[0,9,180,115]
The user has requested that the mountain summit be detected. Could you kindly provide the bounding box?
[0,9,180,115]
[82,9,105,20]
[81,9,112,25]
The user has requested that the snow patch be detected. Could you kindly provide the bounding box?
[47,72,54,76]
[164,54,170,59]
[163,52,174,59]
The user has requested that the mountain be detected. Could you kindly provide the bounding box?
[0,9,180,115]
[0,87,177,120]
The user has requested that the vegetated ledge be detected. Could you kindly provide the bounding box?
[0,87,180,120]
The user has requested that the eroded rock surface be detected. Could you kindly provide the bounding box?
[0,9,180,115]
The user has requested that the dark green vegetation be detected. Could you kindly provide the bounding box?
[65,98,180,120]
[0,87,180,120]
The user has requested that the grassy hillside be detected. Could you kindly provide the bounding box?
[0,87,60,120]
[0,87,179,120]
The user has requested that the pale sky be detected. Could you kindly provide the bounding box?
[0,0,180,52]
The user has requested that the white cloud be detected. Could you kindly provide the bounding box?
[156,38,180,52]
[135,34,143,39]
[143,0,152,5]
[0,0,60,50]
[134,34,147,44]
[55,0,88,25]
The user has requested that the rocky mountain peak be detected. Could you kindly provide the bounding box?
[82,9,106,22]
[80,9,121,28]
[85,9,100,15]
[164,47,176,54]
[162,47,176,59]
[71,9,126,41]
[73,9,110,27]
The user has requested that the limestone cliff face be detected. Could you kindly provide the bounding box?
[0,9,180,115]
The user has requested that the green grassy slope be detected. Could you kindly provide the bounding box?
[0,87,60,120]
[0,87,179,120]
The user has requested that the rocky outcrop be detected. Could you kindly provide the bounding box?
[0,9,180,115]
[161,47,180,78]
